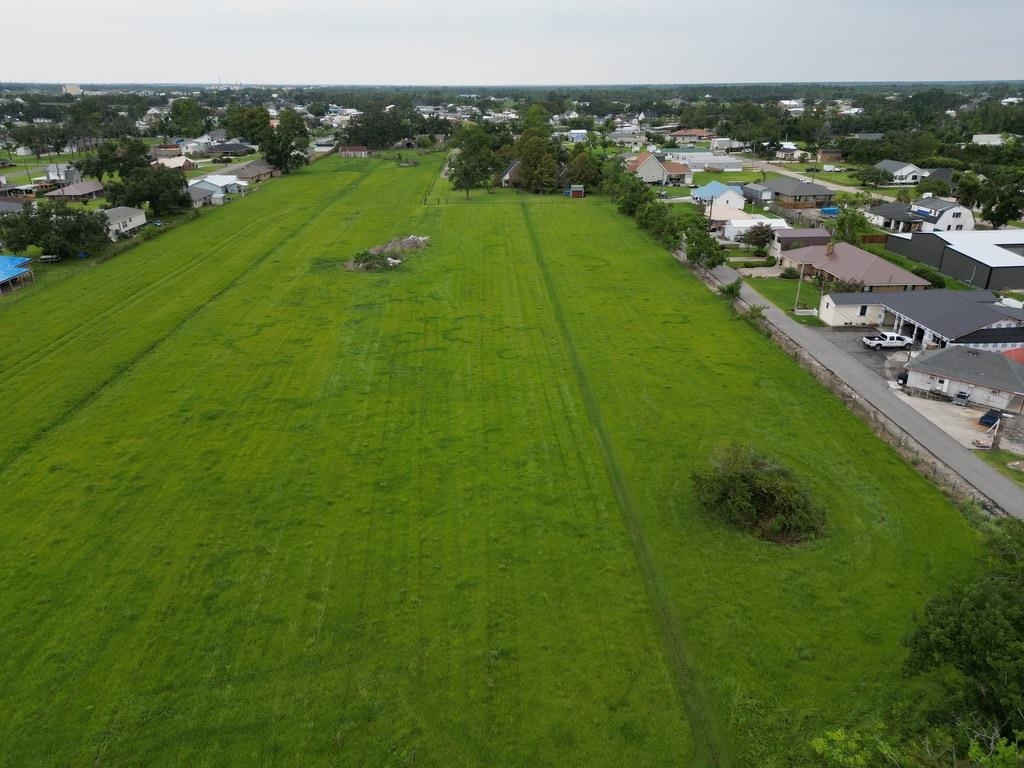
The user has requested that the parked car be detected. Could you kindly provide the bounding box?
[861,332,912,350]
[979,409,1003,427]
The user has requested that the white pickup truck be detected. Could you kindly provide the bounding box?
[862,332,912,350]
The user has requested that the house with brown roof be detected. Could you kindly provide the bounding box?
[670,127,715,141]
[625,152,668,184]
[43,180,104,202]
[661,161,692,185]
[780,241,931,292]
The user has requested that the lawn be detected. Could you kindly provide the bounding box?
[744,275,827,326]
[976,447,1024,488]
[0,155,980,767]
[692,169,779,187]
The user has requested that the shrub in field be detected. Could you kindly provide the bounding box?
[691,443,824,543]
[780,266,800,279]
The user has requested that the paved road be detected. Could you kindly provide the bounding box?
[710,263,1024,518]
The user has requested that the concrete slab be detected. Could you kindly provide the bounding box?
[893,392,1024,453]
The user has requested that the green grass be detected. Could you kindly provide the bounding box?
[975,447,1024,488]
[744,276,827,326]
[0,156,980,766]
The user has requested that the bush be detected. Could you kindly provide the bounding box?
[764,255,777,267]
[910,264,946,288]
[691,444,824,543]
[780,266,800,279]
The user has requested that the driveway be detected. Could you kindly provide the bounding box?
[895,392,1024,455]
[813,327,912,380]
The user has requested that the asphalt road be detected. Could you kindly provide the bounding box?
[709,263,1024,518]
[748,159,864,194]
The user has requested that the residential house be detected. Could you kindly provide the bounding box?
[625,152,669,184]
[818,292,887,327]
[742,183,774,205]
[866,201,924,233]
[0,255,34,295]
[907,196,974,232]
[779,242,931,292]
[499,160,522,188]
[43,180,104,202]
[188,175,249,196]
[43,164,82,185]
[759,177,835,208]
[817,149,844,163]
[661,151,743,172]
[874,159,924,185]
[0,200,28,216]
[876,289,1024,351]
[661,161,692,185]
[338,145,371,158]
[723,218,790,242]
[972,134,1006,146]
[151,144,183,158]
[923,167,956,185]
[770,228,832,256]
[213,142,254,157]
[886,230,1024,290]
[104,206,147,241]
[691,180,745,210]
[232,159,277,183]
[187,186,214,208]
[152,156,197,171]
[670,127,715,142]
[903,346,1024,411]
[775,144,808,162]
[567,129,588,143]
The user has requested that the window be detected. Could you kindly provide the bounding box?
[956,225,963,230]
[952,211,962,219]
[859,306,868,316]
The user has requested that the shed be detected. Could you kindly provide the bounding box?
[570,185,585,198]
[0,254,34,295]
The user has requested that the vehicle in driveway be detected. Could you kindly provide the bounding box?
[861,331,912,350]
[979,409,1003,427]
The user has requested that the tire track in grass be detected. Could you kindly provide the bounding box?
[0,167,375,469]
[520,202,726,768]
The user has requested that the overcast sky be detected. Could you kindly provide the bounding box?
[6,0,1024,86]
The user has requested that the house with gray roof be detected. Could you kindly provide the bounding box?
[866,201,924,233]
[903,346,1024,412]
[103,206,147,240]
[875,289,1024,351]
[867,196,973,234]
[759,177,834,208]
[874,160,924,185]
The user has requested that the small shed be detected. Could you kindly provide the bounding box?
[570,185,585,198]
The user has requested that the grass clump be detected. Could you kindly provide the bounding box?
[691,443,825,543]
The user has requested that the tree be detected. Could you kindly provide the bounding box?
[916,176,951,198]
[566,146,602,188]
[829,192,875,245]
[105,165,189,216]
[956,171,986,210]
[904,519,1024,736]
[448,123,499,197]
[738,222,774,251]
[853,166,892,188]
[516,133,560,193]
[0,201,109,257]
[691,443,824,543]
[222,105,271,145]
[261,108,308,174]
[979,176,1024,229]
[168,98,207,136]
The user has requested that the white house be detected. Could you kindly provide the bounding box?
[189,175,249,196]
[972,134,1006,146]
[908,196,975,233]
[818,293,887,327]
[875,159,924,185]
[723,218,790,242]
[567,129,588,143]
[104,206,147,241]
[903,346,1024,411]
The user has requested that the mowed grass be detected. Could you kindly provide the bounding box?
[0,156,980,766]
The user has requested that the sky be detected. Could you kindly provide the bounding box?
[5,0,1024,86]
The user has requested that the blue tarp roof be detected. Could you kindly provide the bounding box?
[0,255,32,283]
[691,180,743,200]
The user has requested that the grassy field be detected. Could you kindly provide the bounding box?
[976,447,1024,488]
[0,155,981,766]
[744,276,827,326]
